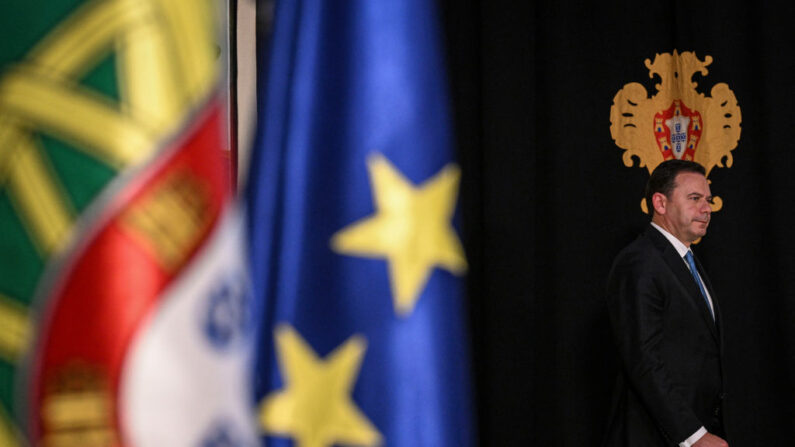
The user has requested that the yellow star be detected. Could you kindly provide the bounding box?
[331,154,467,316]
[259,324,382,447]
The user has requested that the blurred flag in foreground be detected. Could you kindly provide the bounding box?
[0,1,257,445]
[248,0,474,446]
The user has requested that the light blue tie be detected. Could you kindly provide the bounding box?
[684,250,714,320]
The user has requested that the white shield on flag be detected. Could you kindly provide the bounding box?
[119,205,259,447]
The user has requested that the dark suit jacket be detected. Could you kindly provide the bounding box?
[602,225,726,446]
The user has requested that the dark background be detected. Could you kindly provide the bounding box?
[440,1,795,445]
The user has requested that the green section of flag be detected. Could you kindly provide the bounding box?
[0,5,121,303]
[79,51,121,103]
[39,133,117,213]
[0,193,43,301]
[0,362,12,410]
[0,0,125,439]
[0,194,38,443]
[0,357,17,444]
[0,0,85,68]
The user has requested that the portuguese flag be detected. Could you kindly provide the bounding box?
[0,1,256,446]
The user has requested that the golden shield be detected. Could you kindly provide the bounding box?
[609,50,742,212]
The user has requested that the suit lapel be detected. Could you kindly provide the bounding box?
[644,226,719,342]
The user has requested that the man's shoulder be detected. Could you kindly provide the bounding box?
[610,228,663,273]
[615,227,659,256]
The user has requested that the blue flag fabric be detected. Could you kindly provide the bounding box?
[247,1,474,446]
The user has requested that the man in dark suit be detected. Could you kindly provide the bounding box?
[603,160,728,447]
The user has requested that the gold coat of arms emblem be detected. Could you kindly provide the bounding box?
[609,50,742,212]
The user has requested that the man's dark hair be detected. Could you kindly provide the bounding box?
[644,159,706,215]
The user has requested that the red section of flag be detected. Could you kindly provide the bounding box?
[28,99,230,445]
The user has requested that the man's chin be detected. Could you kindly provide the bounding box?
[686,226,708,241]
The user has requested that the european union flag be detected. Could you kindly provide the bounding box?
[247,1,474,446]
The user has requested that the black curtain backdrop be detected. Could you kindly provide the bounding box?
[441,1,795,445]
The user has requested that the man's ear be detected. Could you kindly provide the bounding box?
[652,192,667,215]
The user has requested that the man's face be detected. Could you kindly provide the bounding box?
[657,172,712,244]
